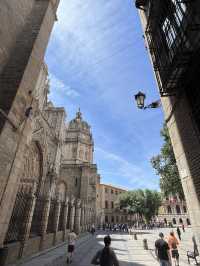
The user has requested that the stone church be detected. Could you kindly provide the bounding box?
[0,1,102,263]
[0,61,101,264]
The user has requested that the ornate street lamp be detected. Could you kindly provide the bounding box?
[134,91,161,110]
[134,91,146,109]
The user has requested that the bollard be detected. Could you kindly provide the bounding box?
[134,233,137,240]
[143,239,148,250]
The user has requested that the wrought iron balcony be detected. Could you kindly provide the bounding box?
[143,0,200,96]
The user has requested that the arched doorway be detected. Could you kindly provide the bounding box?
[173,218,176,224]
[187,218,191,225]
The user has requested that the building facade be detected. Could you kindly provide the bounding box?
[99,184,132,225]
[0,59,101,264]
[135,0,200,241]
[157,195,191,226]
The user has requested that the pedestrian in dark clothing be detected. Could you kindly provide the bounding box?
[155,232,172,266]
[91,235,119,266]
[182,224,185,232]
[176,227,181,240]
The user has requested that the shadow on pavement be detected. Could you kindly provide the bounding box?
[97,237,126,242]
[118,260,150,266]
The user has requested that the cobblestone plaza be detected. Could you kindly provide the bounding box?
[10,228,196,266]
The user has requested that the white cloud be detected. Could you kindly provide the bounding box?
[49,74,80,98]
[95,147,153,188]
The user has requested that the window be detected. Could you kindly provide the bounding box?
[172,0,186,26]
[116,216,119,223]
[111,189,114,194]
[186,218,191,225]
[105,201,108,209]
[115,191,118,195]
[183,206,187,213]
[111,202,114,209]
[173,218,177,224]
[162,1,186,49]
[105,188,108,193]
[162,17,176,48]
[111,216,114,223]
[167,206,172,214]
[75,177,78,186]
[176,205,181,214]
[105,216,108,223]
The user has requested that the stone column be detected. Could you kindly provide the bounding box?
[39,194,51,250]
[18,183,37,258]
[40,171,57,250]
[83,205,87,230]
[80,203,85,232]
[63,197,69,240]
[86,207,89,230]
[74,199,81,234]
[69,198,75,231]
[53,194,61,244]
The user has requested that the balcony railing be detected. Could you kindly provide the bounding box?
[139,0,200,96]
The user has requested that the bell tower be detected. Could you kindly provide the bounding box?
[62,109,94,164]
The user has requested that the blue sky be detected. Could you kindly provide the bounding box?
[45,0,164,190]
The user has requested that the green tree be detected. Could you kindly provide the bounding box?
[151,124,184,199]
[119,189,162,222]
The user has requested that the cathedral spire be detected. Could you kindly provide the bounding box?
[76,108,82,120]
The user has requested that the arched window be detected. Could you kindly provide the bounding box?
[173,218,176,224]
[186,218,191,225]
[105,201,108,209]
[179,218,183,224]
[176,205,181,214]
[167,206,172,214]
[105,216,108,223]
[183,206,187,213]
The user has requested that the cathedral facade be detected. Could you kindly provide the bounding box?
[0,63,101,264]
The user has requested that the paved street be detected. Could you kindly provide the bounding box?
[13,227,198,266]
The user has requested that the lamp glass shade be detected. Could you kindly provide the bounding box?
[135,91,146,109]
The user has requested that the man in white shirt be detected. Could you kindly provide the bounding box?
[67,230,77,264]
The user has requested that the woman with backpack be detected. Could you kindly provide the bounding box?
[168,231,179,266]
[91,235,119,266]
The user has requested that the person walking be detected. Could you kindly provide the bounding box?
[176,227,181,241]
[67,230,77,264]
[182,223,185,232]
[91,235,119,266]
[168,231,179,266]
[91,224,96,235]
[155,232,172,266]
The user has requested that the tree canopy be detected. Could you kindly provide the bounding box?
[119,189,162,222]
[150,124,184,199]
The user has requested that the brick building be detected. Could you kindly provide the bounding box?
[135,0,200,241]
